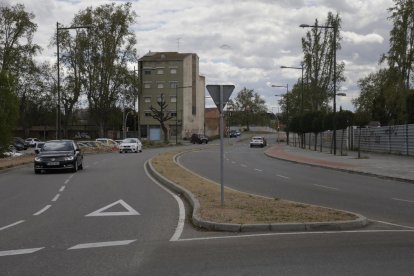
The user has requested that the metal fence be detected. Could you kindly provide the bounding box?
[289,123,414,156]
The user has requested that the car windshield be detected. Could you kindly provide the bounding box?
[42,141,73,152]
[123,138,136,143]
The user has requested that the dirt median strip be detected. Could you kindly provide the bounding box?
[150,149,365,229]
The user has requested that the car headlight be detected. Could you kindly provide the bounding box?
[64,156,75,161]
[34,157,42,162]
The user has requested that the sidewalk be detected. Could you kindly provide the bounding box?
[265,143,414,183]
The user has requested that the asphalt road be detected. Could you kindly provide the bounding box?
[1,141,414,275]
[179,138,414,229]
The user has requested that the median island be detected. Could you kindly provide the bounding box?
[151,150,358,225]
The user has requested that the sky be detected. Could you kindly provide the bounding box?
[6,0,394,112]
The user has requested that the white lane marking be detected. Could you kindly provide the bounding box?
[392,198,414,203]
[254,169,263,172]
[177,229,414,242]
[68,174,75,179]
[231,161,236,164]
[64,179,69,185]
[313,184,339,191]
[68,240,136,250]
[33,205,52,216]
[241,164,247,168]
[51,194,60,202]
[276,174,289,179]
[144,160,185,242]
[371,219,414,230]
[85,200,140,217]
[0,220,25,232]
[59,186,66,192]
[0,247,44,257]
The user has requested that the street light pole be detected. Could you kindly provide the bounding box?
[56,22,92,139]
[300,22,338,154]
[281,63,304,147]
[175,84,192,144]
[272,84,289,145]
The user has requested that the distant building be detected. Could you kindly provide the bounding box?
[138,52,205,141]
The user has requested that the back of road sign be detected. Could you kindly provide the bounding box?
[206,85,235,112]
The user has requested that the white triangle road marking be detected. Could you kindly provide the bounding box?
[85,199,140,217]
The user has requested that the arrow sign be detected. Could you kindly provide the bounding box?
[206,85,235,113]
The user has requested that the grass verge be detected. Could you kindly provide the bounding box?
[151,150,357,224]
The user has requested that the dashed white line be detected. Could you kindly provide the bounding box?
[313,184,339,191]
[68,240,136,250]
[33,205,51,216]
[392,198,414,203]
[241,164,247,168]
[254,169,263,172]
[276,174,289,179]
[371,219,414,230]
[59,186,66,192]
[0,220,25,232]
[64,179,70,185]
[51,194,60,202]
[0,247,44,257]
[231,161,236,164]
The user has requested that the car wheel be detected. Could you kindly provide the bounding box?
[73,160,78,173]
[79,162,83,170]
[119,150,122,153]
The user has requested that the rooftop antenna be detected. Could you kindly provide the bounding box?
[177,37,181,52]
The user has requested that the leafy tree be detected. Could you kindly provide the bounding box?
[300,12,345,112]
[0,4,40,73]
[150,94,173,143]
[0,71,19,152]
[66,3,138,137]
[229,87,267,131]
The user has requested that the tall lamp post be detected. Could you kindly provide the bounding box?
[272,84,289,145]
[281,64,305,148]
[56,22,92,139]
[175,84,192,144]
[300,22,338,154]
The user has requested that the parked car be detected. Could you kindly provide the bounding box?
[34,140,83,174]
[34,142,45,152]
[119,138,142,153]
[190,133,209,144]
[250,136,267,148]
[13,137,28,151]
[229,130,238,138]
[96,138,119,149]
[25,138,40,147]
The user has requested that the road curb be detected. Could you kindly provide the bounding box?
[147,152,368,233]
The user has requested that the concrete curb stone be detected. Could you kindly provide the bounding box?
[147,152,368,233]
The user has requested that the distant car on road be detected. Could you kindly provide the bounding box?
[190,134,209,144]
[250,136,267,148]
[25,138,40,147]
[34,140,83,174]
[119,138,142,153]
[13,137,28,151]
[229,130,238,138]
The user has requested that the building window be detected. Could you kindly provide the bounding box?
[144,97,151,103]
[170,111,177,117]
[170,81,178,88]
[144,70,152,75]
[144,83,151,89]
[170,68,177,74]
[157,83,164,89]
[157,69,164,75]
[144,111,152,117]
[170,96,177,103]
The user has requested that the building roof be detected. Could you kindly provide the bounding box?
[139,51,195,61]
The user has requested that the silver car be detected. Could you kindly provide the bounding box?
[119,138,142,153]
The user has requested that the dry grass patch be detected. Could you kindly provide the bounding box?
[152,150,357,224]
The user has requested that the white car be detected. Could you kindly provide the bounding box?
[250,136,267,148]
[119,138,142,153]
[25,138,40,147]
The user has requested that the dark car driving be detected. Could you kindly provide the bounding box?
[34,140,83,174]
[190,133,209,144]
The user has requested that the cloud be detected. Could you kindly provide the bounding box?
[342,31,384,44]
